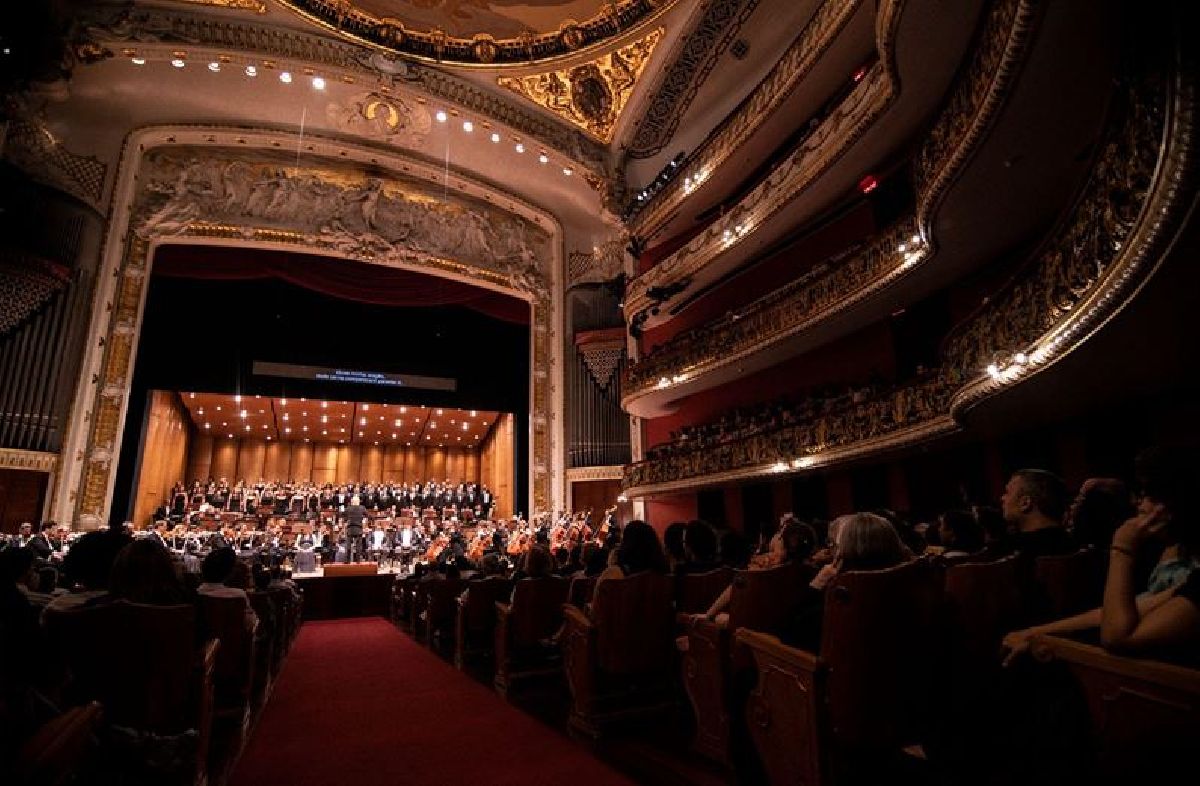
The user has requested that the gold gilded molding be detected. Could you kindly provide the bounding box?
[627,0,866,236]
[276,0,676,68]
[174,0,268,12]
[0,448,59,474]
[498,28,663,143]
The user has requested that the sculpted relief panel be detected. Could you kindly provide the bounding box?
[135,149,553,300]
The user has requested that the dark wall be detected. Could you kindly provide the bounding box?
[111,274,530,522]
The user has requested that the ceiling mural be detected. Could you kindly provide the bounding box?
[497,27,663,142]
[275,0,676,66]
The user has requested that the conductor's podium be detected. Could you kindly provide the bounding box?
[321,562,379,577]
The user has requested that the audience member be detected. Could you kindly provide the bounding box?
[662,522,687,573]
[999,469,1075,557]
[109,539,190,605]
[1066,477,1133,550]
[679,520,721,574]
[937,510,986,561]
[44,529,129,615]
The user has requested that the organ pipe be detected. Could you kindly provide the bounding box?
[567,348,631,468]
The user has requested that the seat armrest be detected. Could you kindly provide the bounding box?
[735,628,820,674]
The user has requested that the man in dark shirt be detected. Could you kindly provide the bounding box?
[1000,469,1075,558]
[343,495,367,563]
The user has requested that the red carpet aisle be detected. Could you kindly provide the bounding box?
[228,618,636,786]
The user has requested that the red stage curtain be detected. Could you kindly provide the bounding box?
[153,245,530,325]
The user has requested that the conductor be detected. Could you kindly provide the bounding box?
[343,495,368,563]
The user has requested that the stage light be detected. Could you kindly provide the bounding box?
[361,417,367,425]
[394,419,401,426]
[321,401,328,408]
[240,410,248,418]
[280,398,288,405]
[285,427,291,433]
[245,65,257,77]
[462,423,469,430]
[245,425,251,432]
[204,423,210,429]
[400,407,407,413]
[462,121,473,132]
[189,392,195,399]
[279,71,292,83]
[171,58,186,68]
[515,143,525,153]
[362,404,369,411]
[312,76,326,90]
[470,410,477,417]
[322,430,327,435]
[197,409,204,416]
[437,409,443,415]
[435,110,447,123]
[131,57,146,65]
[303,426,308,431]
[208,61,220,72]
[216,406,222,411]
[538,153,549,164]
[392,433,397,438]
[228,433,233,438]
[300,398,306,402]
[379,415,384,421]
[221,422,227,427]
[490,132,501,143]
[374,441,379,445]
[302,411,308,416]
[282,413,289,420]
[321,415,328,423]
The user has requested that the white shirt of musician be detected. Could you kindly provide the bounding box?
[400,528,413,547]
[372,530,386,549]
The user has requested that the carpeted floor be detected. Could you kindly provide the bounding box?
[229,618,636,786]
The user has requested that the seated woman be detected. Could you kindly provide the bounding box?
[109,539,191,606]
[699,518,819,627]
[594,520,668,592]
[780,512,913,649]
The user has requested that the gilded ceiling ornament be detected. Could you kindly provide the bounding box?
[497,27,663,143]
[325,90,433,143]
[275,0,677,68]
[173,0,267,12]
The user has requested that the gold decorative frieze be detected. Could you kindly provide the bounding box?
[174,0,268,12]
[497,28,663,143]
[0,448,59,474]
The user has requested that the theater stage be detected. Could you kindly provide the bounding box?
[294,566,397,620]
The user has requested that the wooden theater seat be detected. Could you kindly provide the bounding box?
[42,602,218,786]
[942,556,1025,678]
[567,575,596,608]
[682,561,812,766]
[1029,633,1200,784]
[16,701,103,786]
[196,595,258,729]
[454,576,514,668]
[493,576,570,695]
[392,575,418,624]
[675,567,734,614]
[562,571,676,737]
[247,591,278,703]
[1034,548,1104,620]
[419,578,469,646]
[737,559,941,786]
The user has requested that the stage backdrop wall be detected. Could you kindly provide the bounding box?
[479,413,514,519]
[186,437,491,490]
[132,390,192,528]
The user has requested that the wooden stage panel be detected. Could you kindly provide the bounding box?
[296,572,396,620]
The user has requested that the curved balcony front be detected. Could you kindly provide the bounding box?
[622,0,1118,417]
[623,30,1197,498]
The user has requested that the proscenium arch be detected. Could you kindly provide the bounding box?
[54,125,565,528]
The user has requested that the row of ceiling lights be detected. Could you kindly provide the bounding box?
[431,108,575,177]
[126,53,575,179]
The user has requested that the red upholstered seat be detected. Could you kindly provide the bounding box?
[454,576,514,667]
[493,576,570,694]
[675,567,735,614]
